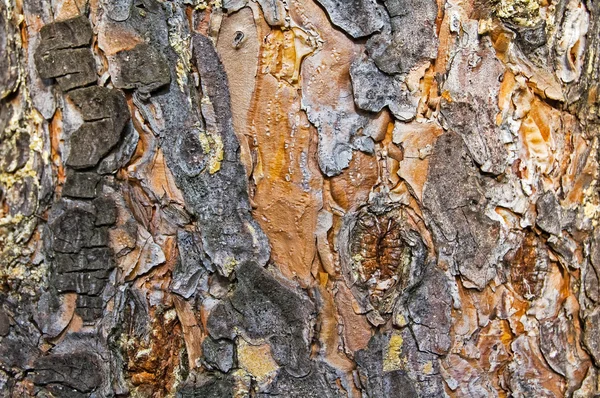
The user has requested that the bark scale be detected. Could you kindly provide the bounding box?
[0,0,599,396]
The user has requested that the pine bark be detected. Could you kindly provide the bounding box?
[1,0,600,396]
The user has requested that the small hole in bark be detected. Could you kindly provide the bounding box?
[233,31,245,49]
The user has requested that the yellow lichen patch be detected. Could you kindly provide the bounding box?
[383,332,408,372]
[237,338,279,385]
[496,0,541,27]
[422,361,434,375]
[395,313,408,327]
[223,257,238,276]
[198,132,224,174]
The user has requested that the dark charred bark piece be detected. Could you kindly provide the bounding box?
[43,384,89,398]
[38,16,92,50]
[171,230,209,299]
[175,128,210,177]
[76,295,104,322]
[67,119,126,169]
[176,373,235,398]
[0,309,9,337]
[110,43,171,93]
[65,86,131,170]
[92,196,118,226]
[0,312,42,370]
[314,0,385,38]
[54,248,113,273]
[67,86,129,126]
[202,337,235,372]
[350,57,417,121]
[35,47,97,91]
[366,0,438,75]
[206,301,239,340]
[89,225,109,247]
[96,122,140,174]
[207,261,315,377]
[47,205,97,253]
[32,352,102,392]
[62,170,101,198]
[258,362,344,397]
[514,22,548,54]
[52,270,110,295]
[0,8,19,97]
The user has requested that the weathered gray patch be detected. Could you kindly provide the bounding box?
[176,373,235,398]
[104,0,133,22]
[356,330,445,398]
[0,309,9,337]
[0,7,19,97]
[540,314,590,394]
[170,230,209,299]
[583,307,600,366]
[0,131,30,173]
[439,99,508,175]
[259,362,344,397]
[366,0,438,75]
[202,337,235,373]
[223,0,248,12]
[536,190,562,235]
[423,132,503,289]
[314,0,384,38]
[207,261,315,377]
[404,268,452,355]
[440,21,508,175]
[350,57,418,121]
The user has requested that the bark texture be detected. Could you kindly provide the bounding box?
[1,0,600,396]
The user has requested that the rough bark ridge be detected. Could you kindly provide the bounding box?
[1,0,599,396]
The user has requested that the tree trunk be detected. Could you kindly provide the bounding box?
[1,0,599,396]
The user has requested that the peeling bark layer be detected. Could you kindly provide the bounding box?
[1,0,600,397]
